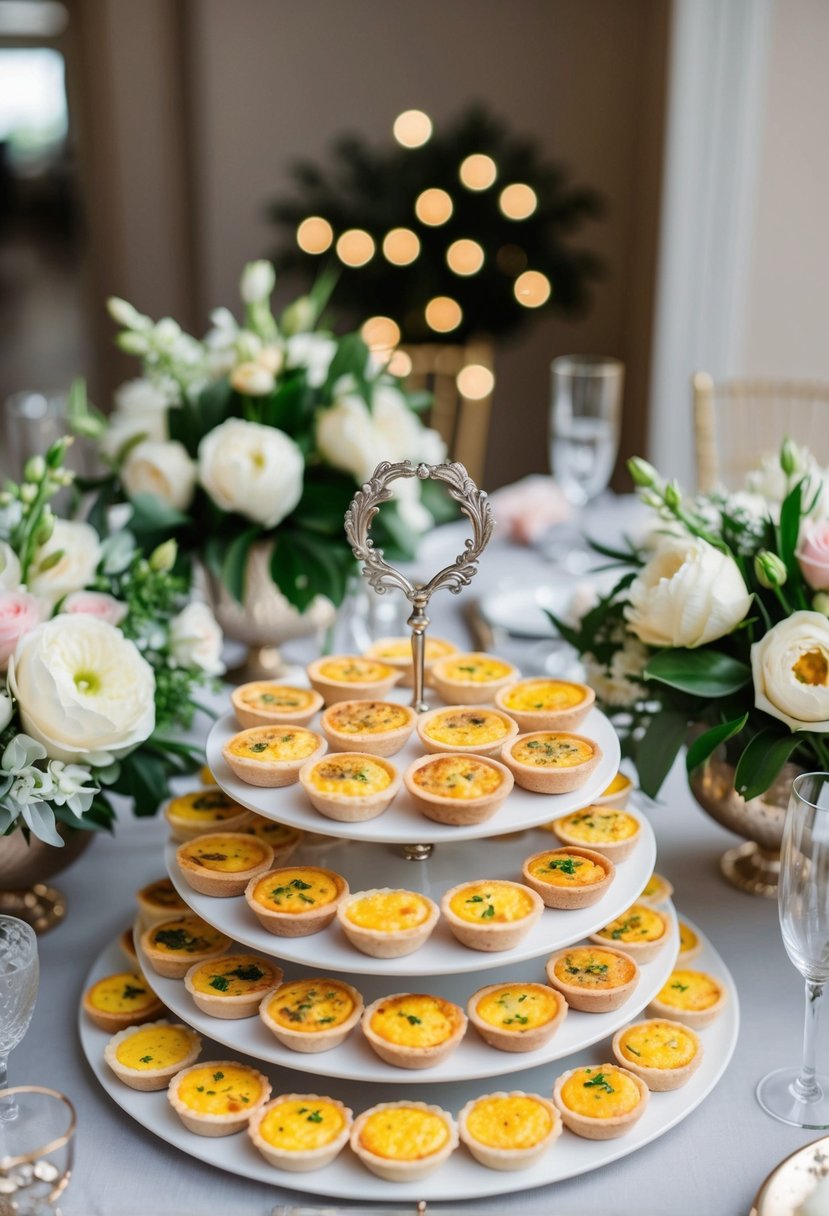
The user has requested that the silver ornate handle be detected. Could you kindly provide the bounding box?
[344,460,494,712]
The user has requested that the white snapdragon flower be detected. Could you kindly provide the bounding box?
[168,602,224,677]
[286,333,337,387]
[0,542,21,591]
[47,760,98,816]
[240,260,276,305]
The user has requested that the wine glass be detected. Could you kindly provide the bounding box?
[0,1086,75,1213]
[757,772,829,1127]
[0,916,39,1120]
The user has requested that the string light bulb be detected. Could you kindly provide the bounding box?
[446,239,484,276]
[457,364,495,399]
[336,229,375,267]
[499,183,538,220]
[361,316,401,351]
[459,154,497,191]
[415,188,453,226]
[393,109,433,148]
[296,216,333,254]
[514,270,551,307]
[387,350,413,378]
[383,227,420,265]
[425,296,462,333]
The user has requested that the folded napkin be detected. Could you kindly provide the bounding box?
[490,475,573,545]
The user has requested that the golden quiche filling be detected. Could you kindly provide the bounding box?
[475,985,560,1031]
[264,980,356,1032]
[148,917,228,956]
[511,734,594,768]
[175,1064,262,1115]
[166,789,244,822]
[360,1106,450,1161]
[553,948,637,989]
[556,809,639,843]
[601,772,632,797]
[251,868,340,914]
[228,727,320,762]
[87,972,158,1014]
[259,1099,346,1150]
[678,922,699,956]
[438,654,513,683]
[449,881,535,924]
[244,820,302,849]
[465,1094,553,1150]
[597,905,664,945]
[138,878,186,911]
[526,851,607,888]
[369,994,461,1049]
[372,638,453,661]
[412,756,502,800]
[345,891,431,933]
[317,658,394,683]
[238,684,316,712]
[422,709,510,747]
[115,1024,195,1071]
[326,702,410,735]
[179,835,270,874]
[503,680,587,712]
[617,1021,697,1069]
[656,969,722,1011]
[307,756,392,796]
[560,1066,642,1118]
[189,956,277,997]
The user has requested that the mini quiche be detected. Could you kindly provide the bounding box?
[551,807,641,862]
[553,1063,649,1140]
[140,915,230,979]
[245,866,348,937]
[249,1093,353,1172]
[441,879,543,951]
[104,1019,201,1092]
[612,1018,703,1091]
[337,888,440,958]
[176,832,274,897]
[135,877,188,928]
[164,788,250,842]
[230,681,323,729]
[590,903,669,964]
[648,968,727,1028]
[521,846,615,910]
[119,926,139,967]
[495,678,595,733]
[592,770,634,807]
[168,1060,271,1137]
[83,971,163,1032]
[502,732,602,794]
[458,1091,562,1171]
[364,635,458,687]
[259,978,363,1052]
[467,982,567,1052]
[306,655,400,705]
[299,753,401,822]
[639,872,674,906]
[199,764,215,785]
[321,700,417,757]
[184,954,283,1019]
[351,1100,458,1181]
[242,817,304,863]
[677,921,702,962]
[361,993,467,1069]
[415,705,518,759]
[223,725,327,788]
[545,945,640,1013]
[404,754,514,826]
[429,652,519,706]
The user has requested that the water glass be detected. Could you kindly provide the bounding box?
[0,916,39,1113]
[0,1086,75,1213]
[549,355,624,508]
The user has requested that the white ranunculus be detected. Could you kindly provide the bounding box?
[121,440,196,511]
[198,418,304,528]
[286,333,337,387]
[27,520,102,603]
[373,384,424,461]
[229,361,275,397]
[240,260,276,305]
[316,396,383,483]
[625,536,752,648]
[169,602,224,676]
[8,615,156,764]
[0,542,21,591]
[417,425,448,467]
[751,611,829,732]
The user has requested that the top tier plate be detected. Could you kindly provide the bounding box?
[205,705,621,845]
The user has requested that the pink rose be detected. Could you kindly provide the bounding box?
[0,591,49,670]
[797,522,829,590]
[60,591,128,627]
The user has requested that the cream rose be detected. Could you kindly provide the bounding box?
[0,542,21,591]
[169,602,224,676]
[8,614,156,764]
[60,590,127,627]
[751,611,829,732]
[316,395,383,483]
[27,520,102,603]
[229,361,276,397]
[625,536,752,648]
[0,590,48,670]
[198,419,304,528]
[121,440,196,511]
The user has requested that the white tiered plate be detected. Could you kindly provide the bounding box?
[163,807,656,976]
[135,907,678,1084]
[79,920,738,1202]
[205,704,621,844]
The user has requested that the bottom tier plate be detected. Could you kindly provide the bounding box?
[78,920,739,1202]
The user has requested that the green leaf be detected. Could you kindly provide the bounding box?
[112,752,169,817]
[420,478,461,524]
[734,729,805,801]
[221,527,260,603]
[128,493,189,539]
[324,334,370,395]
[371,500,418,561]
[270,530,353,611]
[256,376,313,436]
[778,480,802,580]
[685,713,749,774]
[292,471,357,536]
[644,649,751,697]
[545,609,582,650]
[635,709,688,799]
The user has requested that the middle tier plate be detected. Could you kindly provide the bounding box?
[164,807,656,976]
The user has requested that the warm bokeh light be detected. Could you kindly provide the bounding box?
[514,269,551,307]
[296,216,333,254]
[425,296,463,333]
[361,315,401,350]
[336,228,376,267]
[496,244,528,276]
[459,153,497,191]
[393,109,433,148]
[456,364,495,399]
[383,227,421,265]
[387,350,413,378]
[446,239,485,276]
[415,188,453,226]
[499,183,538,220]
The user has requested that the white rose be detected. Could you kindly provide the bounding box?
[751,611,829,732]
[198,418,304,528]
[8,615,156,764]
[316,396,383,483]
[625,536,752,648]
[169,602,224,676]
[286,333,337,387]
[27,520,102,603]
[121,440,196,511]
[229,361,275,397]
[0,542,21,591]
[240,260,276,305]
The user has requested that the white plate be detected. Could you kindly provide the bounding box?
[163,806,656,976]
[479,585,570,639]
[78,920,739,1202]
[205,705,621,844]
[134,906,678,1084]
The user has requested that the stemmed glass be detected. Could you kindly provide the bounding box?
[0,1086,75,1212]
[0,916,39,1119]
[757,772,829,1127]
